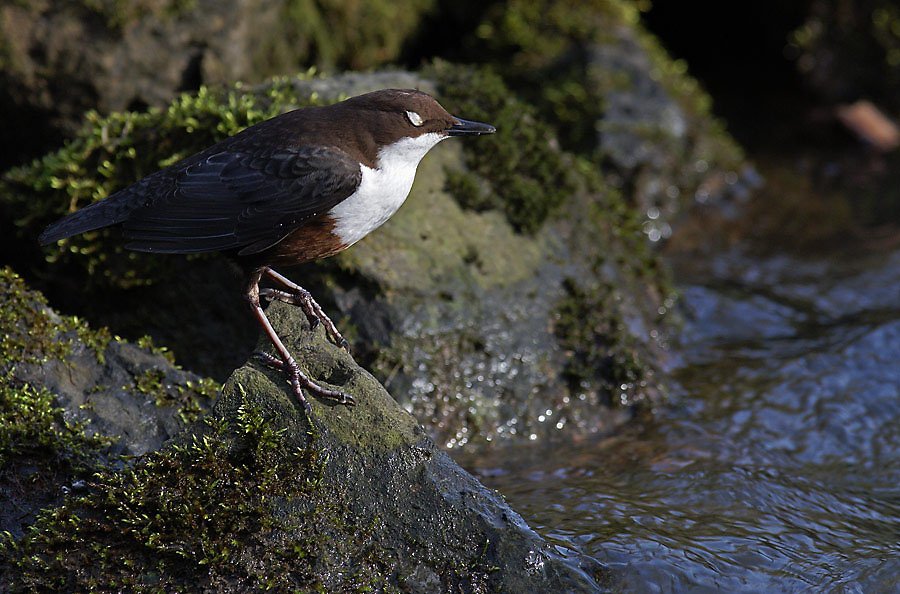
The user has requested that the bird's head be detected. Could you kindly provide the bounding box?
[338,89,495,164]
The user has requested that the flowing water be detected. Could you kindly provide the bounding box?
[456,245,900,592]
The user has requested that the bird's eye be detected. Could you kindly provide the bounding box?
[406,111,424,126]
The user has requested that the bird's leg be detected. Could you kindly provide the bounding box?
[245,269,355,412]
[259,267,351,352]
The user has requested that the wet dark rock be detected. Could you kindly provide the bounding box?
[22,338,214,453]
[209,300,608,592]
[0,266,217,537]
[588,25,752,235]
[0,270,217,459]
[1,275,607,592]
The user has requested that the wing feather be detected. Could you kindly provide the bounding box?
[121,146,361,254]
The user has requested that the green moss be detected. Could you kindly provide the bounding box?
[1,266,216,427]
[262,0,437,72]
[429,61,579,234]
[549,176,671,409]
[0,401,392,592]
[0,370,115,479]
[443,168,493,212]
[134,334,176,365]
[132,367,165,396]
[80,0,198,30]
[0,266,106,365]
[463,0,633,152]
[184,377,221,402]
[1,268,70,364]
[463,0,742,165]
[134,368,201,423]
[554,278,647,406]
[173,380,217,425]
[129,368,217,425]
[75,323,112,364]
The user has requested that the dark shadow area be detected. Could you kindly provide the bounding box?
[646,1,900,237]
[643,0,815,153]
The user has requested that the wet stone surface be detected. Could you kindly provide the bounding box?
[0,280,610,592]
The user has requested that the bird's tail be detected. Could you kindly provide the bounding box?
[38,194,133,246]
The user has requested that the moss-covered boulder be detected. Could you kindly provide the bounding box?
[454,0,747,235]
[0,266,217,538]
[3,67,674,447]
[0,286,607,592]
[1,1,756,449]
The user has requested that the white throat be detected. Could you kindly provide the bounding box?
[329,132,446,247]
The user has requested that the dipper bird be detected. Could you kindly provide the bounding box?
[39,89,496,412]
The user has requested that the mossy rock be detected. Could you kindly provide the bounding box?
[0,266,218,538]
[1,67,674,448]
[445,0,746,237]
[0,298,608,593]
[0,0,758,448]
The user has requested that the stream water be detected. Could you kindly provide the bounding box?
[456,245,900,592]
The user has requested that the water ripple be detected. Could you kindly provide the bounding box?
[456,249,900,592]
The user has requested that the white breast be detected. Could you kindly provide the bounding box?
[329,132,446,247]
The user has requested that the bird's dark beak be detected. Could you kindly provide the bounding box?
[448,118,496,136]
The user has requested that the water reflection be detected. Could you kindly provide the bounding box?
[455,248,900,592]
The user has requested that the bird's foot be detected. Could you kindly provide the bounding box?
[259,287,351,352]
[253,351,356,412]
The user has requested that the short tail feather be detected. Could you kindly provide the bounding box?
[38,194,133,246]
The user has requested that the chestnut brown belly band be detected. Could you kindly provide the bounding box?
[254,216,349,268]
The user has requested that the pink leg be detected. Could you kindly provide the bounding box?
[260,267,351,352]
[245,269,355,412]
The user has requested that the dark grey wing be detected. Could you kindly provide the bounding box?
[121,146,361,254]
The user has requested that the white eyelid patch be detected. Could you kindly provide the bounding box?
[406,111,424,126]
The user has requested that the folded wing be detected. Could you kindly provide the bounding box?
[121,145,361,255]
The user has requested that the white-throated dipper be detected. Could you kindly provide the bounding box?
[39,89,496,412]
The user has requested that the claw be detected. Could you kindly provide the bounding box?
[253,350,355,410]
[253,350,284,370]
